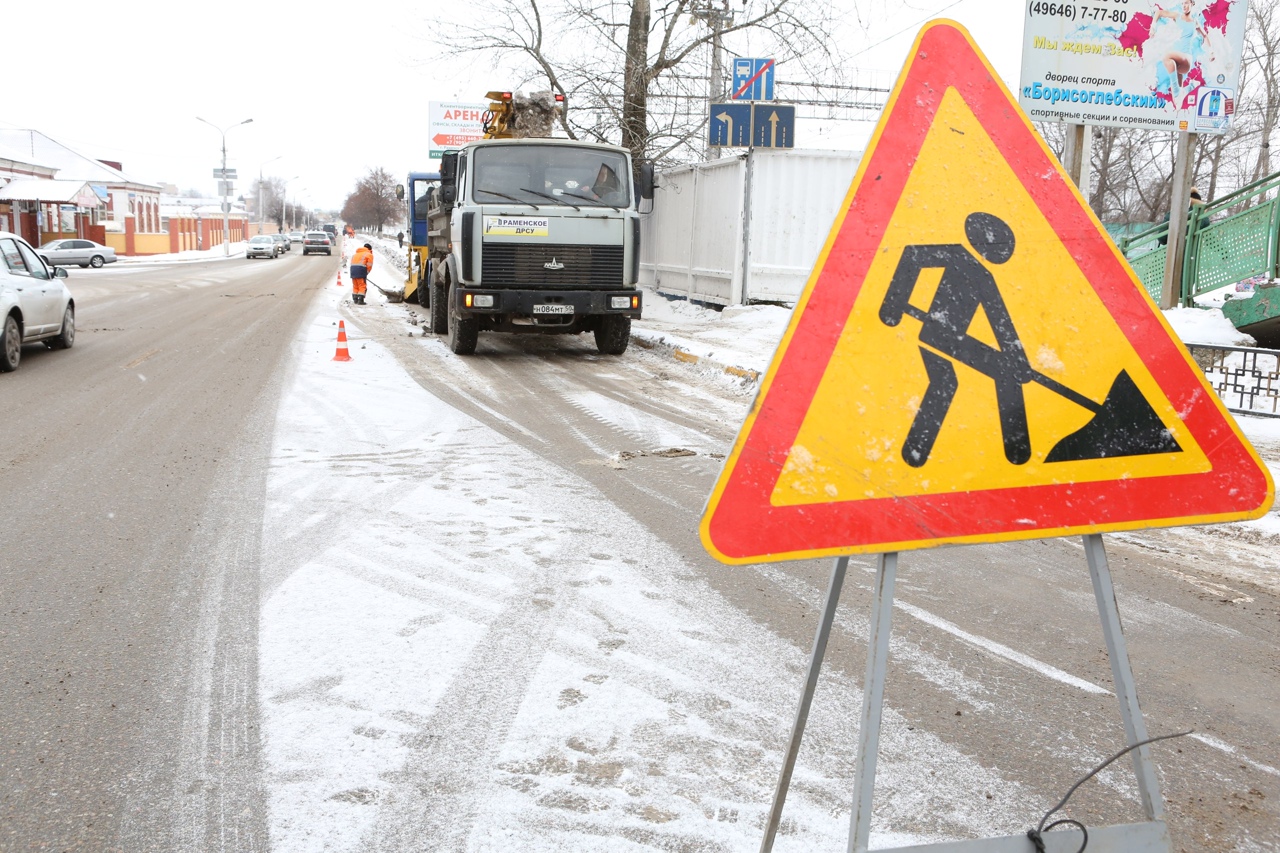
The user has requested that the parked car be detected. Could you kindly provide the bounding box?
[246,235,279,259]
[37,238,117,268]
[1,231,74,372]
[288,231,304,243]
[270,234,290,254]
[302,231,332,256]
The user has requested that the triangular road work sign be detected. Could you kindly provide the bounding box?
[701,20,1274,564]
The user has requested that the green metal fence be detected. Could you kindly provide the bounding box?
[1118,171,1280,306]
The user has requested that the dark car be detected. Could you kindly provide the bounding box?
[322,224,338,242]
[302,232,332,256]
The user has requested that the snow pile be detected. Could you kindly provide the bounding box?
[1163,304,1256,347]
[633,296,792,377]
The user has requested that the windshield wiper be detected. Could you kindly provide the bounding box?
[519,187,579,210]
[574,197,623,212]
[475,189,538,209]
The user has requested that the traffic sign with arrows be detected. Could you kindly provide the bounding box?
[709,103,751,147]
[752,105,795,148]
[709,103,796,149]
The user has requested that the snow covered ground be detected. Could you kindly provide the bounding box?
[258,275,1029,851]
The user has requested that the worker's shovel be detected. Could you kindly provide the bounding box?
[367,278,405,303]
[1036,369,1181,462]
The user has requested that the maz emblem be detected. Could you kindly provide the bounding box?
[543,257,565,271]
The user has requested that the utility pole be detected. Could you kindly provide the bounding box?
[196,116,253,256]
[690,0,733,160]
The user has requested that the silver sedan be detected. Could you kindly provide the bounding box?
[37,239,118,268]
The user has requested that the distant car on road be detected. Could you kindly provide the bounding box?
[288,231,304,243]
[37,239,117,269]
[302,231,332,256]
[322,224,338,242]
[270,233,290,254]
[1,231,74,372]
[246,235,279,259]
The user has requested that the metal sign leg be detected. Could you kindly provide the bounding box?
[760,556,850,853]
[1083,533,1165,821]
[849,552,898,853]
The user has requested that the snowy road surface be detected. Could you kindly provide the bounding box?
[1,243,1276,852]
[254,241,1279,852]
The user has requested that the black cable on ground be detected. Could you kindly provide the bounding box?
[1026,730,1192,853]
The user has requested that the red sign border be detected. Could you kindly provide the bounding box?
[700,20,1274,564]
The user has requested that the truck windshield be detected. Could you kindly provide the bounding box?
[472,145,630,208]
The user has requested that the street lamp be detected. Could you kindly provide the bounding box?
[258,155,282,234]
[196,116,253,256]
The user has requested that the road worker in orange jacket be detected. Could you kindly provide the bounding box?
[350,243,374,305]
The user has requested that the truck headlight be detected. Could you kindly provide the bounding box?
[473,294,495,308]
[610,296,632,309]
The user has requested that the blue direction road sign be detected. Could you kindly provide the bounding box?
[751,105,795,148]
[732,57,775,101]
[709,103,751,147]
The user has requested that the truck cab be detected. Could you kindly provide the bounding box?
[409,138,653,356]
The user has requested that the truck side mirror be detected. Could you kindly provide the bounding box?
[440,151,460,205]
[395,183,405,200]
[637,161,656,201]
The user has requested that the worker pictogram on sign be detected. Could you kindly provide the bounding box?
[700,21,1273,565]
[882,211,1180,468]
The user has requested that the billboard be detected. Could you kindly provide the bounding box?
[428,102,488,159]
[1019,0,1249,133]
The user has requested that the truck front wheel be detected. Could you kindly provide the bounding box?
[594,315,631,355]
[447,293,478,355]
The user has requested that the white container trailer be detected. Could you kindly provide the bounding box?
[640,148,861,306]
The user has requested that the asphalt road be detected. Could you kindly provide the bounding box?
[0,246,334,852]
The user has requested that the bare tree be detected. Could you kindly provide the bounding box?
[436,0,849,168]
[341,168,402,232]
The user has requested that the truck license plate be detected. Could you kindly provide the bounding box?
[533,304,574,315]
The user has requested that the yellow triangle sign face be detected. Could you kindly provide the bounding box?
[700,21,1273,564]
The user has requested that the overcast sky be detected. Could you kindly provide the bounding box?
[3,0,1023,212]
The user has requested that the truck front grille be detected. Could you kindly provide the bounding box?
[481,243,624,289]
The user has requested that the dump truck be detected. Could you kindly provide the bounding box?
[399,91,654,356]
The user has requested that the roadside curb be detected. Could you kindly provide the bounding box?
[631,330,761,384]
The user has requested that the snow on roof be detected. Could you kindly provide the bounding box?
[0,178,99,205]
[0,129,160,191]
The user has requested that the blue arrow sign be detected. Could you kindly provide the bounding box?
[709,103,752,147]
[732,58,775,101]
[751,105,795,148]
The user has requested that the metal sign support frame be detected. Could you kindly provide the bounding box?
[759,534,1170,853]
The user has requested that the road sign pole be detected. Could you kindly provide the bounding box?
[759,556,849,853]
[1083,533,1165,821]
[849,552,897,853]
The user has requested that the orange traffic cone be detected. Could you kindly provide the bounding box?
[336,269,343,287]
[332,320,353,362]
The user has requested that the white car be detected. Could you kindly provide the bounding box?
[246,235,279,259]
[1,231,74,372]
[37,238,117,268]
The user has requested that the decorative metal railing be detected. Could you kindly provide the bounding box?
[1119,171,1280,306]
[1185,343,1280,418]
